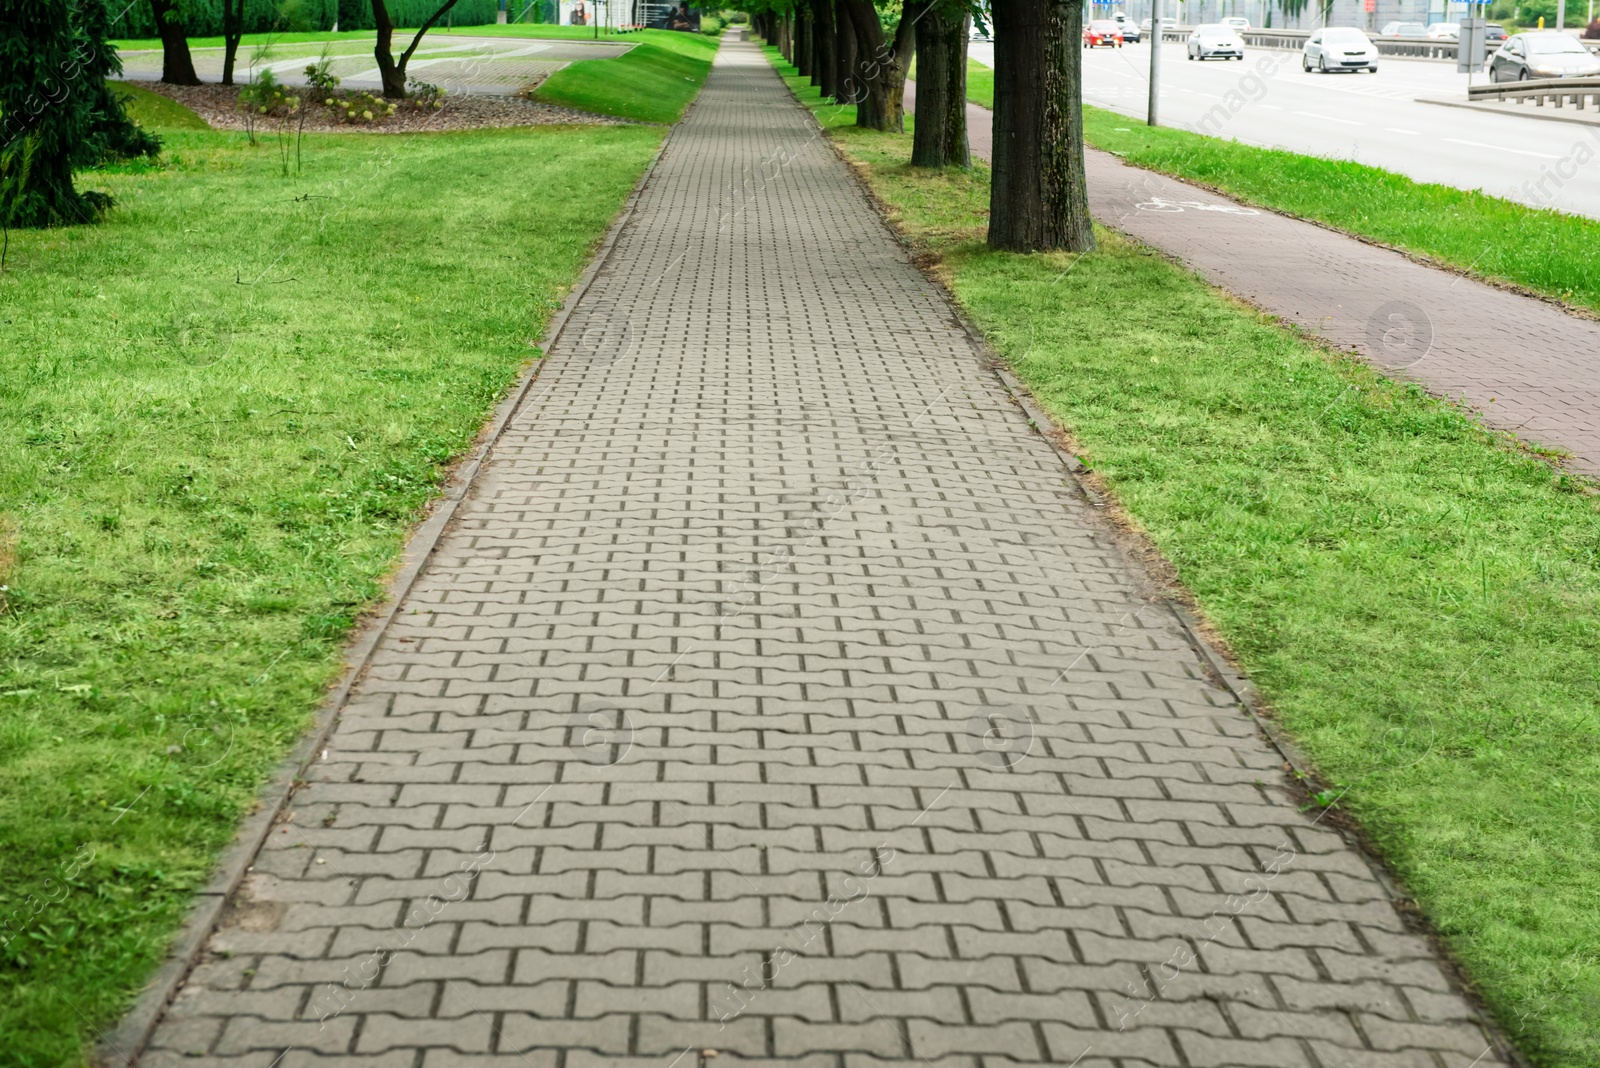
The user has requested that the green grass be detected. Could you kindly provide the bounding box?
[108,25,716,125]
[952,58,1600,315]
[112,28,381,50]
[112,82,210,131]
[965,57,993,107]
[769,45,1600,1068]
[1079,106,1600,314]
[0,112,662,1066]
[526,28,720,123]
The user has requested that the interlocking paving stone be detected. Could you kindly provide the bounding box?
[143,37,1513,1068]
[913,83,1600,477]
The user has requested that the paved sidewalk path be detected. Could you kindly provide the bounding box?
[145,41,1513,1068]
[915,86,1600,477]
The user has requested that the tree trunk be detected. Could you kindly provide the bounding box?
[912,5,970,167]
[372,0,463,99]
[892,4,915,86]
[221,0,243,85]
[796,6,812,77]
[812,0,836,96]
[150,0,200,85]
[373,0,409,97]
[835,0,859,102]
[839,0,904,130]
[988,0,1094,252]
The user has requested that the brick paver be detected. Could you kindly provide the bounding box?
[917,86,1600,477]
[142,40,1514,1068]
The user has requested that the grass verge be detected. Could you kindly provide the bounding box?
[956,57,1600,315]
[1079,105,1600,315]
[111,29,382,49]
[114,82,211,131]
[965,57,993,107]
[110,27,717,125]
[523,28,720,123]
[0,111,662,1066]
[771,45,1600,1068]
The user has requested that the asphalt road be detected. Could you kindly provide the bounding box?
[969,40,1600,219]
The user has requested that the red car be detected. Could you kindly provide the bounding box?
[1084,19,1124,47]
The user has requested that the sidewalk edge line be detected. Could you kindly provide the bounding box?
[94,128,674,1068]
[782,57,1532,1068]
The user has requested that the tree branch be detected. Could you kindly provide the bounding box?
[401,0,465,68]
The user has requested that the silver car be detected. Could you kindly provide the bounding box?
[1488,31,1600,80]
[1188,23,1245,60]
[1304,26,1379,73]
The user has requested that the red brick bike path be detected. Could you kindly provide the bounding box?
[907,85,1600,478]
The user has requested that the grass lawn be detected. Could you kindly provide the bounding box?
[954,58,1600,315]
[0,97,663,1066]
[110,26,718,125]
[965,57,993,108]
[518,28,720,123]
[111,29,382,49]
[770,45,1600,1068]
[114,82,211,131]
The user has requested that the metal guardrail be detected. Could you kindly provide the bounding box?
[1160,26,1478,58]
[1159,26,1600,61]
[1467,74,1600,110]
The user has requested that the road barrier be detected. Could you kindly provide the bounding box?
[1159,26,1600,62]
[1468,75,1600,110]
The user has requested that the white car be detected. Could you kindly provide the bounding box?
[1379,20,1427,35]
[1222,16,1251,31]
[1141,15,1177,29]
[1426,22,1460,38]
[1304,26,1379,72]
[1188,23,1246,60]
[1113,12,1142,42]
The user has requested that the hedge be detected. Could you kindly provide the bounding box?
[336,0,500,29]
[110,0,499,37]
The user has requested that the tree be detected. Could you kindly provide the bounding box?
[834,0,859,102]
[910,0,969,167]
[77,0,161,164]
[810,0,836,99]
[988,0,1093,252]
[795,1,812,76]
[222,0,245,84]
[149,0,200,84]
[837,0,914,130]
[372,0,464,98]
[2,0,157,230]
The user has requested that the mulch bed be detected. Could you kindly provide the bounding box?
[132,81,630,133]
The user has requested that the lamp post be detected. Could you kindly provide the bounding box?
[1149,0,1162,125]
